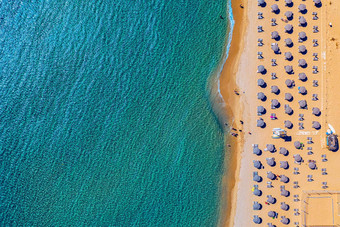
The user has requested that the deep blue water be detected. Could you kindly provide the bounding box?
[0,0,231,226]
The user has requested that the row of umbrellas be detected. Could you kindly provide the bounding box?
[259,0,321,7]
[258,63,307,74]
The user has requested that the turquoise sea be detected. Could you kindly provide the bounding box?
[0,0,232,226]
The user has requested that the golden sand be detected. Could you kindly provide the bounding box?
[219,0,340,226]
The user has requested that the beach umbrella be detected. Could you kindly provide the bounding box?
[285,93,293,101]
[257,106,265,114]
[268,223,275,227]
[298,4,306,12]
[253,147,261,155]
[271,4,279,12]
[280,175,289,183]
[267,158,275,166]
[309,162,316,169]
[312,107,321,116]
[285,65,293,73]
[298,59,307,67]
[268,211,276,218]
[271,31,279,39]
[281,203,289,211]
[299,16,307,25]
[258,79,265,87]
[267,144,275,152]
[285,38,293,46]
[299,31,306,39]
[253,188,261,196]
[299,73,307,81]
[294,141,301,149]
[253,202,262,210]
[299,45,306,53]
[299,86,307,94]
[254,160,262,169]
[267,172,275,180]
[314,0,321,4]
[285,52,292,60]
[257,92,265,100]
[285,11,293,18]
[313,121,321,129]
[267,195,275,204]
[299,100,307,108]
[294,154,302,162]
[285,0,292,4]
[281,189,289,197]
[284,24,293,32]
[285,106,293,114]
[253,175,262,182]
[258,65,265,73]
[280,161,288,169]
[253,216,261,224]
[280,147,288,156]
[258,0,265,5]
[271,44,279,52]
[281,217,290,225]
[284,120,292,128]
[257,119,265,128]
[271,86,279,94]
[271,99,279,107]
[285,79,293,87]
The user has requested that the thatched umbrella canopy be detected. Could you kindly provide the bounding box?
[285,11,293,18]
[285,93,293,101]
[257,106,265,114]
[299,16,307,24]
[267,195,275,204]
[298,59,307,67]
[309,162,316,169]
[258,79,265,87]
[257,92,265,100]
[271,4,279,11]
[299,73,307,81]
[294,154,302,162]
[299,45,306,53]
[271,44,279,52]
[281,217,290,225]
[267,172,276,180]
[285,52,292,59]
[253,216,261,224]
[281,175,289,183]
[271,31,279,39]
[267,144,275,152]
[280,147,288,156]
[267,158,275,166]
[258,0,265,5]
[281,203,289,211]
[285,106,293,114]
[271,86,279,94]
[299,31,306,39]
[271,99,279,107]
[254,160,262,169]
[313,121,321,129]
[257,119,265,127]
[258,65,265,73]
[285,0,292,4]
[280,161,288,169]
[298,4,306,11]
[253,175,262,182]
[253,147,261,155]
[285,38,293,45]
[299,86,307,94]
[268,211,276,218]
[281,189,289,197]
[314,0,321,4]
[284,120,292,128]
[299,100,307,108]
[312,107,321,116]
[285,24,293,32]
[254,188,261,196]
[285,65,293,73]
[253,202,262,210]
[285,79,293,87]
[294,141,301,149]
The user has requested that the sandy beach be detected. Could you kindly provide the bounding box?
[220,0,340,225]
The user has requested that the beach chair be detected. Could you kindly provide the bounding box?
[271,73,277,79]
[312,94,318,101]
[267,181,272,188]
[258,38,263,46]
[322,154,327,162]
[258,12,264,19]
[322,182,328,189]
[313,80,318,87]
[271,59,277,66]
[271,18,277,26]
[257,52,263,59]
[270,113,277,120]
[313,26,319,33]
[258,26,264,32]
[313,53,318,60]
[313,39,319,47]
[322,168,327,175]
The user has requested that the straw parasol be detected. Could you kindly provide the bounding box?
[271,31,279,39]
[281,203,289,211]
[280,147,288,156]
[299,31,306,39]
[285,93,293,101]
[257,119,265,127]
[313,121,321,129]
[285,11,293,18]
[253,147,261,155]
[299,86,307,94]
[309,162,316,169]
[267,172,276,180]
[267,144,275,152]
[281,217,290,225]
[298,4,306,12]
[298,59,307,67]
[281,189,289,197]
[294,154,302,162]
[253,175,262,182]
[299,100,307,108]
[258,79,265,87]
[258,0,265,5]
[253,202,262,210]
[257,92,265,100]
[294,141,301,149]
[267,158,275,166]
[254,160,262,169]
[312,107,321,116]
[271,44,279,52]
[253,216,261,224]
[285,52,292,59]
[284,120,292,128]
[285,38,293,46]
[285,65,293,73]
[271,99,279,107]
[299,45,306,53]
[285,79,293,87]
[285,0,292,4]
[271,4,279,12]
[254,188,261,196]
[257,106,265,114]
[267,195,275,204]
[285,106,293,114]
[271,86,279,94]
[314,0,321,4]
[285,24,293,32]
[258,65,265,73]
[299,73,307,81]
[268,211,276,218]
[280,161,288,169]
[280,175,289,183]
[299,16,307,25]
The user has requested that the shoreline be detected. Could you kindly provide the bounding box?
[218,0,248,226]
